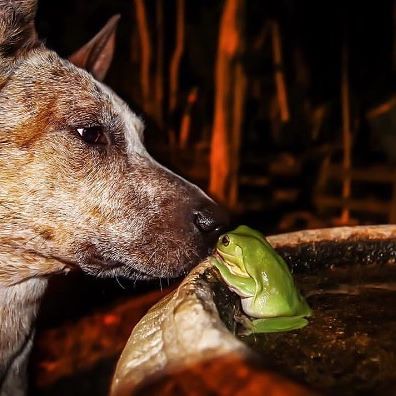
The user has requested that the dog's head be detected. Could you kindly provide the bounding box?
[0,0,228,282]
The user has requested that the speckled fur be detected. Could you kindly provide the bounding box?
[0,1,220,393]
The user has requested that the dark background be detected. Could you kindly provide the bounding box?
[35,0,395,109]
[33,0,396,353]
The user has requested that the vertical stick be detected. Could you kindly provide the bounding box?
[229,62,247,207]
[168,0,185,149]
[271,20,290,123]
[294,47,310,88]
[129,24,140,104]
[209,0,245,207]
[169,0,185,113]
[155,0,164,127]
[340,42,352,223]
[393,0,396,71]
[134,0,152,114]
[179,87,198,149]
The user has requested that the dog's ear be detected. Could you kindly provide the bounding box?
[69,15,120,82]
[0,0,38,57]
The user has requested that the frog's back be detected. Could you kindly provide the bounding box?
[253,248,309,317]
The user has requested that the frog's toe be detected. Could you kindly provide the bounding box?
[251,316,309,334]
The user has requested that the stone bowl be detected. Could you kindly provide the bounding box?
[110,225,396,396]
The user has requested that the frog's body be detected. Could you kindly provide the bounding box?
[210,225,311,333]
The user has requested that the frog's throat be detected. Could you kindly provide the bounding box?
[216,250,249,278]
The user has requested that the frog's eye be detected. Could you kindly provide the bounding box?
[221,235,230,246]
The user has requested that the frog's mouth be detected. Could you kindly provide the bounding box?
[215,249,250,278]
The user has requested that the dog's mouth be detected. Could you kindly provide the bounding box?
[89,255,125,269]
[73,238,210,281]
[80,255,156,280]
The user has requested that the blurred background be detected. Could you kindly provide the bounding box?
[30,0,396,394]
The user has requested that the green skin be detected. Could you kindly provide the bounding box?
[210,225,312,333]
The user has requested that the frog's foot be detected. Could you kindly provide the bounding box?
[250,316,309,334]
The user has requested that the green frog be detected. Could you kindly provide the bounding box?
[210,225,311,333]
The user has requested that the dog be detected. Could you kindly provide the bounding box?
[0,1,228,394]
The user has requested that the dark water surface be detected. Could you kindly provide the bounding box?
[238,263,396,395]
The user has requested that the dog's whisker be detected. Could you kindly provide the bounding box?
[115,275,126,290]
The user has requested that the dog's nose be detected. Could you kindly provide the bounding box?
[193,203,229,240]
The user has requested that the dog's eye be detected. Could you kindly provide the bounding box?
[76,126,108,145]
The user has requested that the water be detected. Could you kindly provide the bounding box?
[236,263,396,395]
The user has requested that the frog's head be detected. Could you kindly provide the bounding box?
[215,225,265,278]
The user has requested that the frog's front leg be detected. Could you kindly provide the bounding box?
[249,315,309,334]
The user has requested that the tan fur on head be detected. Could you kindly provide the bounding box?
[0,48,214,282]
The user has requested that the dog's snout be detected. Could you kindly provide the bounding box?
[193,203,229,239]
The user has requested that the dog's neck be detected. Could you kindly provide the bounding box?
[0,277,47,354]
[0,246,69,383]
[0,277,47,384]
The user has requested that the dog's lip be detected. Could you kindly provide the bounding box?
[86,255,156,279]
[89,255,124,269]
[39,253,78,270]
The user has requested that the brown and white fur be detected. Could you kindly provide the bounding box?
[0,1,228,394]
